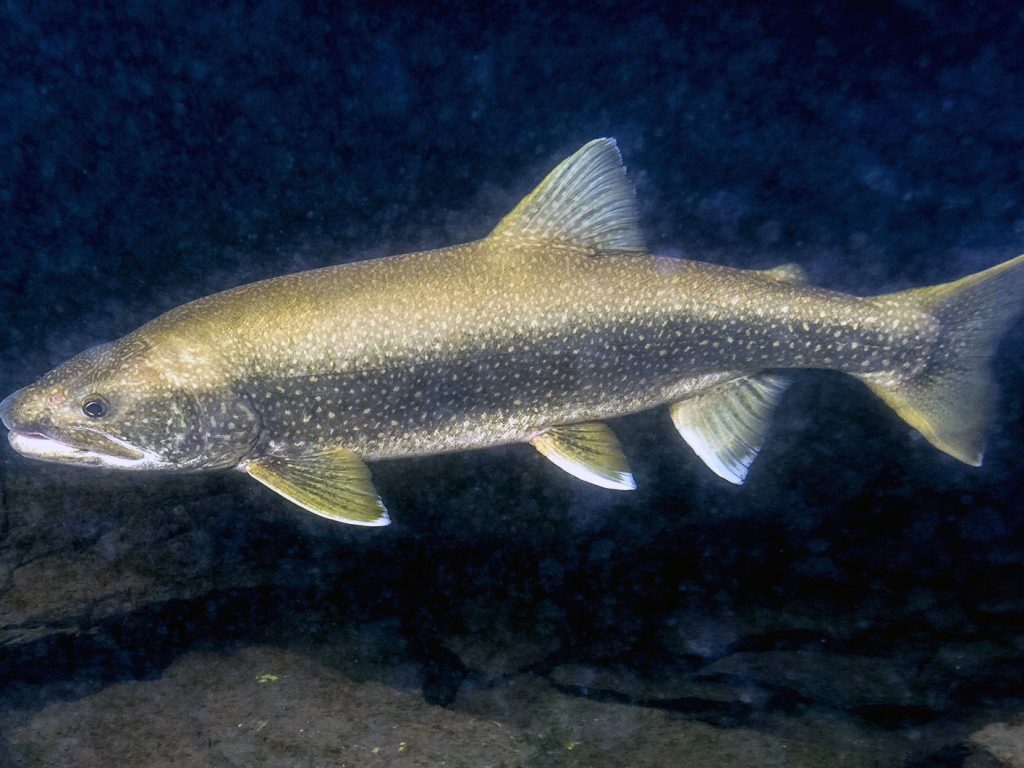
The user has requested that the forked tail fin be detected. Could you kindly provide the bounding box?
[860,253,1024,465]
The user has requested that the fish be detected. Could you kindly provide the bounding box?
[2,139,1023,526]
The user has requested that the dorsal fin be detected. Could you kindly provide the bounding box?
[761,263,807,283]
[489,139,645,253]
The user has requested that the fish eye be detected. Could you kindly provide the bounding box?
[81,395,109,418]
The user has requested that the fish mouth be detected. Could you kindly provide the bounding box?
[7,429,147,467]
[0,389,22,432]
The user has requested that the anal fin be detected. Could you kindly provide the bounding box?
[531,422,636,490]
[670,372,789,484]
[243,447,390,526]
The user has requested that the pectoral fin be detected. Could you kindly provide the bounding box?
[531,422,636,490]
[671,372,789,484]
[243,448,390,526]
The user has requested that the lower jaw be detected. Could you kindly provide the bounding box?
[7,431,140,466]
[8,433,102,464]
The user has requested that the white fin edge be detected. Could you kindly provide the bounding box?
[531,421,636,490]
[671,372,790,484]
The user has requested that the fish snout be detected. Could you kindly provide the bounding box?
[0,388,25,431]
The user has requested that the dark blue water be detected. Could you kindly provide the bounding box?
[1,3,1023,766]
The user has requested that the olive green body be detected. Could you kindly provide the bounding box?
[5,138,1020,525]
[135,239,932,464]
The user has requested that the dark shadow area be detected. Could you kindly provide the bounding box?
[2,1,1024,765]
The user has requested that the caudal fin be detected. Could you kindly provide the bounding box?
[861,253,1024,465]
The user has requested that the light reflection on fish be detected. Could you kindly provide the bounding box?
[2,139,1022,525]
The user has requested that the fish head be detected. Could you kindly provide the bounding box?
[1,336,259,471]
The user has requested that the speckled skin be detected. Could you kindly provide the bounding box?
[4,138,1021,516]
[84,235,933,467]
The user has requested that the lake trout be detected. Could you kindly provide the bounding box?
[2,139,1023,525]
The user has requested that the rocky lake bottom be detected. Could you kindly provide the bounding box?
[1,395,1023,768]
[4,3,1024,765]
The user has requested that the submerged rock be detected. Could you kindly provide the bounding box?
[0,629,957,768]
[549,662,770,712]
[705,650,930,710]
[442,625,560,682]
[456,671,915,767]
[970,718,1024,767]
[0,467,279,647]
[4,646,529,768]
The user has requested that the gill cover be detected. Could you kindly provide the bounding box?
[2,337,259,471]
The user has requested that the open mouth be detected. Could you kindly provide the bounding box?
[8,429,146,466]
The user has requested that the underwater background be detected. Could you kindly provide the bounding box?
[2,2,1024,766]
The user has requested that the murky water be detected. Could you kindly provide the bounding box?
[2,3,1023,766]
